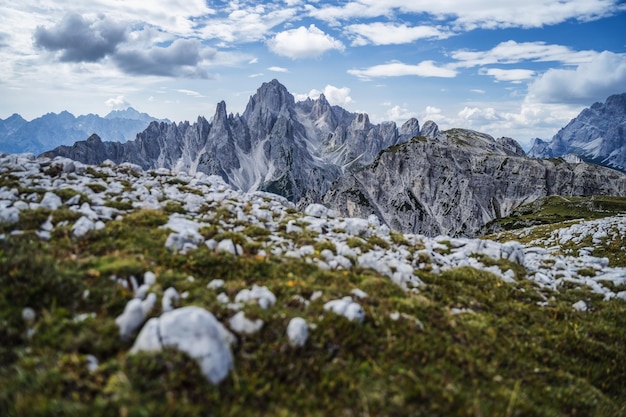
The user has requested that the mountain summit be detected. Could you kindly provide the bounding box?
[43,79,421,202]
[528,93,626,172]
[41,80,626,236]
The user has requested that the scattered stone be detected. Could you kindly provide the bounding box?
[162,287,180,312]
[287,317,308,347]
[72,216,95,238]
[216,239,243,256]
[39,192,62,210]
[21,307,36,324]
[207,279,225,289]
[115,299,146,340]
[572,300,588,312]
[323,296,365,323]
[234,285,276,310]
[229,311,263,335]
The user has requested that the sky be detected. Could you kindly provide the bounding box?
[1,1,625,149]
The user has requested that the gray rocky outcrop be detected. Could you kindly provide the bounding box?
[528,92,626,172]
[42,80,420,202]
[322,128,626,237]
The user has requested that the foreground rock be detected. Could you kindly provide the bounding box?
[131,306,234,385]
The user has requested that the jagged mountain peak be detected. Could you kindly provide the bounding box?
[528,92,626,172]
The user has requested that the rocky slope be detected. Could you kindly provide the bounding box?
[528,92,626,172]
[2,153,626,415]
[0,107,167,155]
[42,80,420,202]
[321,128,626,237]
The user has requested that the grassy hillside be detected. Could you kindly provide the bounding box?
[485,195,626,232]
[1,159,626,416]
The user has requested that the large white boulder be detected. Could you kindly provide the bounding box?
[131,306,234,385]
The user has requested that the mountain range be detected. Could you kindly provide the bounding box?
[0,107,168,155]
[41,80,626,237]
[528,93,626,172]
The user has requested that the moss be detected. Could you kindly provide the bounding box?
[162,201,186,214]
[86,183,107,194]
[105,199,134,211]
[2,202,626,416]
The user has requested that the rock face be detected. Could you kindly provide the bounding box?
[43,80,419,202]
[321,128,626,237]
[0,107,167,155]
[528,93,626,172]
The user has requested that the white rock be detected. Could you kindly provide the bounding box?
[131,306,234,385]
[323,296,365,323]
[310,290,323,301]
[162,287,180,312]
[234,285,276,310]
[22,307,36,323]
[287,317,308,347]
[72,216,95,238]
[572,300,588,311]
[350,288,368,299]
[0,207,19,224]
[144,271,157,286]
[164,231,204,254]
[501,241,525,265]
[207,279,225,289]
[229,311,263,335]
[115,298,145,340]
[141,293,157,316]
[86,354,99,372]
[304,203,336,219]
[216,239,243,256]
[217,293,230,304]
[40,192,63,210]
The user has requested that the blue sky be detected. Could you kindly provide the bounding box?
[1,0,625,148]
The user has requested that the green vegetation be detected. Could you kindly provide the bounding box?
[1,204,626,416]
[485,195,626,232]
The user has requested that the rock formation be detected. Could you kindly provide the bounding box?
[528,93,626,172]
[321,128,626,237]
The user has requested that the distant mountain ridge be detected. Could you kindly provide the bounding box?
[528,93,626,172]
[41,80,626,237]
[43,79,421,202]
[0,107,169,155]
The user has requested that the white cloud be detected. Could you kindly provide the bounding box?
[452,40,598,67]
[199,7,298,43]
[248,57,258,64]
[297,85,353,106]
[527,51,626,104]
[307,0,623,30]
[348,60,457,80]
[105,95,130,109]
[176,89,205,98]
[267,25,345,59]
[345,22,450,46]
[471,89,486,94]
[386,105,418,122]
[249,72,264,78]
[267,66,289,72]
[480,68,535,83]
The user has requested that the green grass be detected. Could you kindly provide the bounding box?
[485,195,626,232]
[1,206,626,416]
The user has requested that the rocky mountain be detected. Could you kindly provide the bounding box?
[321,128,626,237]
[528,93,626,172]
[42,81,626,237]
[0,107,168,155]
[43,79,421,202]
